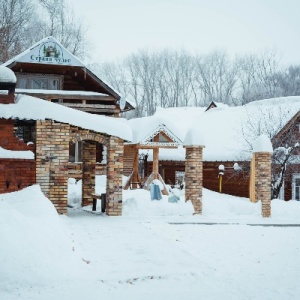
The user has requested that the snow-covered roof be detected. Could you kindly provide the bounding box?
[128,114,183,146]
[137,96,300,161]
[0,66,16,83]
[0,146,34,159]
[0,95,132,141]
[2,36,85,68]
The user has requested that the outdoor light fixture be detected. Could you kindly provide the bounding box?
[218,164,225,193]
[218,163,242,193]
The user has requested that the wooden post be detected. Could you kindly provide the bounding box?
[133,146,141,188]
[153,147,159,179]
[249,154,256,202]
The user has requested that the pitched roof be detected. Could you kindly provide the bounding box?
[2,36,85,68]
[2,36,134,111]
[137,96,300,161]
[128,115,183,147]
[272,110,300,142]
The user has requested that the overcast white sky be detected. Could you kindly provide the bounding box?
[69,0,300,64]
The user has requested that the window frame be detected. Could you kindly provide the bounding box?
[292,174,300,200]
[16,73,63,90]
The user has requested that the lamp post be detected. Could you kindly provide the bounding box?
[218,164,225,193]
[217,163,241,194]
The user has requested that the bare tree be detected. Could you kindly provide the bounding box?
[237,50,283,104]
[240,103,300,199]
[194,50,239,106]
[37,0,88,59]
[278,65,300,97]
[0,0,89,63]
[96,47,300,118]
[0,0,39,62]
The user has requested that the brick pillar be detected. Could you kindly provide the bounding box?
[82,141,96,207]
[254,152,272,218]
[36,120,69,214]
[184,146,204,214]
[106,136,124,216]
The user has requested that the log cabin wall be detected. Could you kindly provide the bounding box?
[146,160,250,197]
[203,161,250,198]
[123,145,136,177]
[13,64,120,116]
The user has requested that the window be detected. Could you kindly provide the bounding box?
[16,73,62,90]
[69,142,82,163]
[14,121,36,143]
[292,174,300,200]
[278,182,285,200]
[69,142,105,163]
[32,78,47,89]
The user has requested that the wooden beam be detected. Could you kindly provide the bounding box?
[15,91,115,101]
[61,103,116,109]
[136,145,179,149]
[131,146,141,189]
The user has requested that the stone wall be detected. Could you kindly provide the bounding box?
[106,136,124,216]
[36,120,70,214]
[184,146,204,214]
[1,118,125,215]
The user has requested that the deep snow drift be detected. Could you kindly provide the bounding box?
[1,179,300,300]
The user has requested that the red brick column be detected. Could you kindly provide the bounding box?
[254,152,272,218]
[82,141,96,207]
[184,146,204,214]
[36,120,69,214]
[106,136,124,216]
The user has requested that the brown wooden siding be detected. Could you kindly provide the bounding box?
[146,160,250,198]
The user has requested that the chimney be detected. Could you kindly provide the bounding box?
[0,66,17,104]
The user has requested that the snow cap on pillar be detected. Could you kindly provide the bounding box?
[184,128,205,147]
[252,134,273,153]
[0,66,17,83]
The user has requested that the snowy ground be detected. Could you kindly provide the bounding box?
[1,177,300,300]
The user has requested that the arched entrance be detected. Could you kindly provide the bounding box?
[36,120,124,216]
[69,130,109,208]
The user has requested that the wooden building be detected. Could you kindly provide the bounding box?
[272,110,300,200]
[124,99,300,200]
[4,36,134,116]
[0,37,134,215]
[3,36,135,175]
